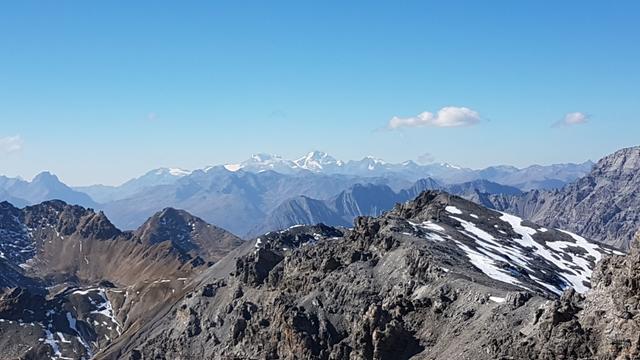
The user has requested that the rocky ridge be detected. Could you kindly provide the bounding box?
[0,201,242,359]
[98,191,620,360]
[488,145,640,250]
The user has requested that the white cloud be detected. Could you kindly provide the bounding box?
[554,112,589,127]
[0,135,23,155]
[388,106,481,129]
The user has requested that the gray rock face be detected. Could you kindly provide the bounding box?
[492,232,640,360]
[99,191,618,360]
[488,146,640,250]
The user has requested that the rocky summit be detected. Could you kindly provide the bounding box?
[98,191,626,360]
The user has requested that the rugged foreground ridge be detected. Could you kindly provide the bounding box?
[99,191,626,360]
[0,201,242,359]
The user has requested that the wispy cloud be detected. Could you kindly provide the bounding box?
[553,112,589,127]
[0,135,24,155]
[417,152,436,164]
[388,106,481,129]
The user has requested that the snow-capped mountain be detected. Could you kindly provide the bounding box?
[129,167,193,188]
[223,153,299,174]
[487,145,640,250]
[294,151,345,172]
[219,151,591,189]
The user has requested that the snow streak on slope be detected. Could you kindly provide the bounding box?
[411,207,622,295]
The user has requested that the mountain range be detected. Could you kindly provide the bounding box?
[0,153,592,238]
[250,146,640,252]
[0,200,241,359]
[221,151,593,190]
[0,172,97,209]
[22,190,623,359]
[250,179,522,236]
[0,150,638,358]
[71,151,592,206]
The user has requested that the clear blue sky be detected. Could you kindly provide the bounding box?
[1,1,638,185]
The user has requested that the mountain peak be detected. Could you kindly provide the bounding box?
[362,155,386,164]
[138,207,201,244]
[595,145,640,174]
[135,207,241,258]
[32,171,60,184]
[295,151,343,171]
[305,150,329,158]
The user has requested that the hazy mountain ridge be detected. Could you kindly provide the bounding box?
[98,170,406,236]
[67,151,592,206]
[75,167,193,203]
[0,172,97,209]
[223,151,593,189]
[0,154,593,240]
[251,179,523,236]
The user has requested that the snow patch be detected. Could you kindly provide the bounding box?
[445,206,463,215]
[223,163,241,172]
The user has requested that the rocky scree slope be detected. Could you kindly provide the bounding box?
[0,200,242,360]
[100,191,619,360]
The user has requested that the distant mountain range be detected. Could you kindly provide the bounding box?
[0,152,597,240]
[222,151,593,190]
[75,151,593,204]
[250,179,523,236]
[0,151,637,358]
[0,172,96,209]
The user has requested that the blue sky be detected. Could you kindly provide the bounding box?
[1,1,638,185]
